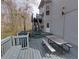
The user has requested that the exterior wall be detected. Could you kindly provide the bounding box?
[50,0,64,37]
[39,0,78,45]
[64,0,78,13]
[50,0,78,45]
[39,7,44,14]
[39,0,64,35]
[43,3,53,32]
[63,0,78,45]
[64,10,78,45]
[39,7,44,31]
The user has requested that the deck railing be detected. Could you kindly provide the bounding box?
[1,33,29,57]
[12,35,29,48]
[1,36,12,56]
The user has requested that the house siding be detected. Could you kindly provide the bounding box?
[50,0,64,37]
[50,0,78,45]
[39,0,78,45]
[64,10,78,45]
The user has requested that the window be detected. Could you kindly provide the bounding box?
[46,6,49,10]
[42,13,44,17]
[46,5,50,15]
[46,10,50,15]
[47,23,49,28]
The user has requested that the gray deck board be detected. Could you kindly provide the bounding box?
[2,46,21,59]
[19,49,25,59]
[24,49,28,59]
[28,48,33,59]
[18,48,42,59]
[33,49,39,59]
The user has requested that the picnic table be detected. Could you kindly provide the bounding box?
[46,35,72,53]
[46,35,67,45]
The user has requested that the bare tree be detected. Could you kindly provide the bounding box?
[1,0,32,38]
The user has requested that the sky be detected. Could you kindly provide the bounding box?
[15,0,41,17]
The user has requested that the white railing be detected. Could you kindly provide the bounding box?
[12,34,29,48]
[1,33,29,57]
[1,36,12,56]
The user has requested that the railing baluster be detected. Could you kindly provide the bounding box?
[16,38,18,45]
[9,38,12,47]
[11,36,14,46]
[2,46,4,55]
[22,38,23,47]
[6,42,7,52]
[25,37,26,47]
[3,45,5,55]
[12,36,14,46]
[27,34,29,48]
[14,37,16,46]
[1,46,3,56]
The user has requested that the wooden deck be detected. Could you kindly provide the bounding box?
[18,48,42,59]
[2,37,78,59]
[2,46,42,59]
[2,46,21,59]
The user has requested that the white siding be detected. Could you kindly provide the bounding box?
[39,7,44,14]
[63,0,78,45]
[64,10,78,45]
[50,0,64,37]
[64,0,78,13]
[43,3,51,32]
[50,0,78,45]
[39,0,78,45]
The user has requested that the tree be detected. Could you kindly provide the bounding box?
[1,0,32,38]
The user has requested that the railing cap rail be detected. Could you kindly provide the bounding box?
[1,36,12,45]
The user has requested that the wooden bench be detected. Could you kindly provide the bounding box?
[42,39,56,53]
[2,46,21,59]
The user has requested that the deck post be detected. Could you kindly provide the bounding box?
[27,32,29,59]
[12,36,16,46]
[17,35,20,45]
[27,32,29,48]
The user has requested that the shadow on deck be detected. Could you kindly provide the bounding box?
[30,31,53,39]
